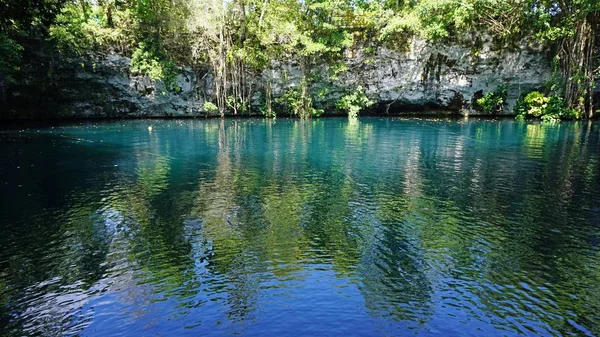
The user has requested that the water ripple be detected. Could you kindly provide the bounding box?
[1,119,600,336]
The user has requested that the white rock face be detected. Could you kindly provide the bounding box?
[71,54,205,117]
[10,39,550,118]
[265,38,551,115]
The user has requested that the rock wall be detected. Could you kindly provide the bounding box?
[345,38,551,114]
[2,38,551,119]
[267,37,551,115]
[2,53,206,119]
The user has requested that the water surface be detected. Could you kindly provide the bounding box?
[1,118,599,336]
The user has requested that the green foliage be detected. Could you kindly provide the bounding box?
[378,0,598,47]
[48,3,134,55]
[475,87,507,113]
[515,91,547,117]
[203,101,218,113]
[0,34,24,84]
[380,0,475,43]
[49,3,94,55]
[259,104,275,118]
[277,88,323,118]
[0,0,68,31]
[379,11,421,42]
[416,0,473,40]
[336,86,374,118]
[131,43,179,91]
[515,91,581,121]
[3,0,599,118]
[530,1,599,44]
[277,88,303,116]
[89,8,136,51]
[226,95,248,114]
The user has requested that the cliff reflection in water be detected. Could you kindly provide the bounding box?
[0,118,599,336]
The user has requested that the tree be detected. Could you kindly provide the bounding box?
[533,0,599,117]
[2,0,599,118]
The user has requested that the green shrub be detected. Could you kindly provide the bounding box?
[131,43,179,92]
[226,95,248,114]
[336,86,374,118]
[48,4,134,55]
[475,87,506,113]
[276,88,323,117]
[514,91,581,121]
[515,91,547,116]
[277,88,302,115]
[0,34,23,84]
[49,4,94,55]
[203,101,218,114]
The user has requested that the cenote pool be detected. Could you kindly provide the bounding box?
[1,118,599,336]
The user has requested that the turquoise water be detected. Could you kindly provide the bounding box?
[1,118,599,336]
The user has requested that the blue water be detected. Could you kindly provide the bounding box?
[1,118,599,336]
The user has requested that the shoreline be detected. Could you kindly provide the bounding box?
[1,114,596,130]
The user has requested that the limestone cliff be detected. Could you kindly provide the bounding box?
[2,38,552,118]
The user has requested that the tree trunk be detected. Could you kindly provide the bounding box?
[559,11,598,118]
[107,4,113,27]
[299,59,313,119]
[239,0,247,43]
[79,0,89,21]
[265,73,273,117]
[259,0,269,29]
[218,19,227,117]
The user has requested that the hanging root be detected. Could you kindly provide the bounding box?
[559,11,599,118]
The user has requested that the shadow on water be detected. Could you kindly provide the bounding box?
[0,119,599,336]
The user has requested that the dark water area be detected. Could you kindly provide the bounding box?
[0,118,599,336]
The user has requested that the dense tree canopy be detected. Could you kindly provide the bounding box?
[0,0,598,118]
